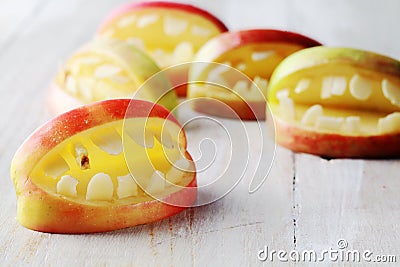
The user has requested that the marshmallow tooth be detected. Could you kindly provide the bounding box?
[252,76,268,92]
[382,79,400,107]
[233,80,249,94]
[166,158,193,185]
[378,112,400,134]
[276,89,295,120]
[321,76,347,99]
[330,77,347,96]
[173,42,194,63]
[301,105,323,126]
[192,25,212,37]
[86,173,114,201]
[94,64,122,79]
[57,175,78,197]
[233,79,262,100]
[251,51,274,61]
[152,49,172,67]
[146,170,166,194]
[164,16,188,36]
[279,97,295,120]
[315,116,344,131]
[236,63,246,71]
[117,174,138,199]
[117,15,136,28]
[294,79,310,94]
[276,89,289,100]
[349,74,373,100]
[126,38,145,50]
[136,14,159,28]
[208,64,229,81]
[343,116,361,133]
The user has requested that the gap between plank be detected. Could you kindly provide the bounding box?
[291,152,297,251]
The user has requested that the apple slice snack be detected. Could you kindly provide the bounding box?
[187,29,321,120]
[48,39,178,115]
[11,99,196,233]
[98,1,228,96]
[267,46,400,158]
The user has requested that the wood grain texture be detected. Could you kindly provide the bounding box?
[295,154,400,252]
[1,0,399,266]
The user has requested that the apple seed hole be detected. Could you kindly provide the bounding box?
[75,144,90,170]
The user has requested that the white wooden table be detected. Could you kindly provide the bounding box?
[1,0,399,266]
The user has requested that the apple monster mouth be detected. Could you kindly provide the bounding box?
[30,116,194,204]
[98,1,228,69]
[11,99,198,233]
[269,47,400,136]
[54,39,178,113]
[96,1,228,97]
[186,30,321,120]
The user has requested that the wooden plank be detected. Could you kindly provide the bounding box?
[295,153,400,263]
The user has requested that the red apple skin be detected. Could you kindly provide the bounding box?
[174,82,188,97]
[11,99,196,233]
[195,29,322,63]
[98,1,228,34]
[272,116,400,159]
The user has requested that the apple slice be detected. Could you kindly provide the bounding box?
[48,39,178,115]
[187,29,321,120]
[267,46,400,158]
[10,99,196,233]
[98,1,229,96]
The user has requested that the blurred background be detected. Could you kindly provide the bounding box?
[1,0,399,59]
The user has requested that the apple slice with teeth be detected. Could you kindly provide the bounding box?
[98,1,228,96]
[48,39,178,115]
[267,46,400,158]
[187,29,321,120]
[10,99,196,233]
